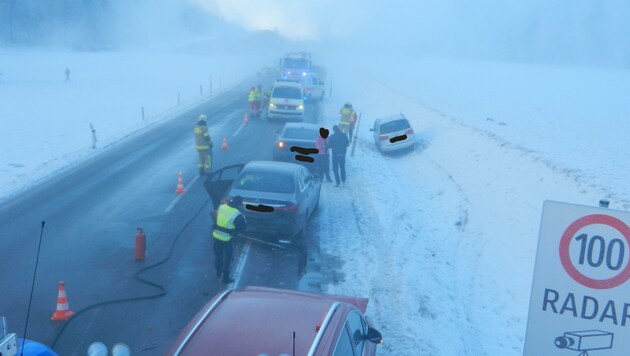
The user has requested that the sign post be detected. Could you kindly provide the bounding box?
[524,200,630,355]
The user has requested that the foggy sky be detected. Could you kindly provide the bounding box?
[186,0,630,66]
[2,0,629,67]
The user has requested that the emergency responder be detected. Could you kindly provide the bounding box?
[212,196,247,284]
[248,86,257,115]
[194,114,213,175]
[328,125,349,187]
[253,85,263,117]
[315,128,333,182]
[339,102,355,139]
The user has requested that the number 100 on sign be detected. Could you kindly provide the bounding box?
[560,215,630,289]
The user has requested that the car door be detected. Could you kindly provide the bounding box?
[203,164,244,208]
[296,168,309,224]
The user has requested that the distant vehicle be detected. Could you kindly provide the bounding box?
[301,73,325,101]
[370,114,418,153]
[204,161,321,243]
[166,286,383,356]
[279,52,312,80]
[267,79,305,120]
[273,122,321,173]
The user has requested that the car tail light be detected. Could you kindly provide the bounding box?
[405,128,414,135]
[379,135,388,141]
[276,203,299,213]
[277,140,285,149]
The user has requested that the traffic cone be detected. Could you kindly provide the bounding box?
[221,136,229,150]
[175,172,186,194]
[243,113,249,125]
[51,281,75,321]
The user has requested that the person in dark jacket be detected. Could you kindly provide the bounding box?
[212,196,247,283]
[327,125,350,187]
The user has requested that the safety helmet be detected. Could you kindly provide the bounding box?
[198,114,207,122]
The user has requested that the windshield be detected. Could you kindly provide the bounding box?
[234,169,295,193]
[380,119,411,134]
[282,58,310,69]
[272,87,302,100]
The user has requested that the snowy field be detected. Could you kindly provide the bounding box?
[2,49,630,355]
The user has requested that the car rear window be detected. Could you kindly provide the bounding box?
[380,119,411,134]
[235,170,295,193]
[272,87,302,100]
[283,127,319,140]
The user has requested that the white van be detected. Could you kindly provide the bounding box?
[267,80,305,120]
[301,73,325,101]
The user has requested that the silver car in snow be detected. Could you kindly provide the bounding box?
[370,114,417,153]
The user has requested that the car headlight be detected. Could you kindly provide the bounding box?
[269,103,276,109]
[297,105,304,111]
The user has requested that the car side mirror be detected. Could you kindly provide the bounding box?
[369,128,374,132]
[366,327,383,344]
[275,129,280,135]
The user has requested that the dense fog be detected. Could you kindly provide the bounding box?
[1,0,629,67]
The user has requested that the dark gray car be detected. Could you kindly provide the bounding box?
[204,161,321,243]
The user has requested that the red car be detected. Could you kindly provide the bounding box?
[166,286,383,356]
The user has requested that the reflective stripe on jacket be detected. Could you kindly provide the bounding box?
[212,204,241,241]
[194,125,211,150]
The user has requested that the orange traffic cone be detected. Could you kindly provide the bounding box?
[221,136,229,150]
[51,281,75,321]
[243,114,249,125]
[175,172,186,194]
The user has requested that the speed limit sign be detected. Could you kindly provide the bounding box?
[524,201,630,355]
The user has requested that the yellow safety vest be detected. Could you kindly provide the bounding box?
[248,90,256,102]
[212,204,241,241]
[339,107,353,125]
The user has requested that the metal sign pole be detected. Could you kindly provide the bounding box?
[351,113,361,157]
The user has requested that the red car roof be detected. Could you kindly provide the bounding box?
[168,287,369,356]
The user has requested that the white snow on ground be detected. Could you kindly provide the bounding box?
[2,50,630,355]
[0,49,268,204]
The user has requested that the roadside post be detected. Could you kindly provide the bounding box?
[524,200,630,355]
[351,113,361,157]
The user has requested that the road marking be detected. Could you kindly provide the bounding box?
[233,240,251,288]
[164,174,200,213]
[232,122,245,137]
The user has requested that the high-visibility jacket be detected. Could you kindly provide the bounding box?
[253,89,262,101]
[248,90,256,102]
[194,124,212,150]
[212,204,241,241]
[339,107,353,127]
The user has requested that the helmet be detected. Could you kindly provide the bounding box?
[344,102,352,108]
[198,114,207,122]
